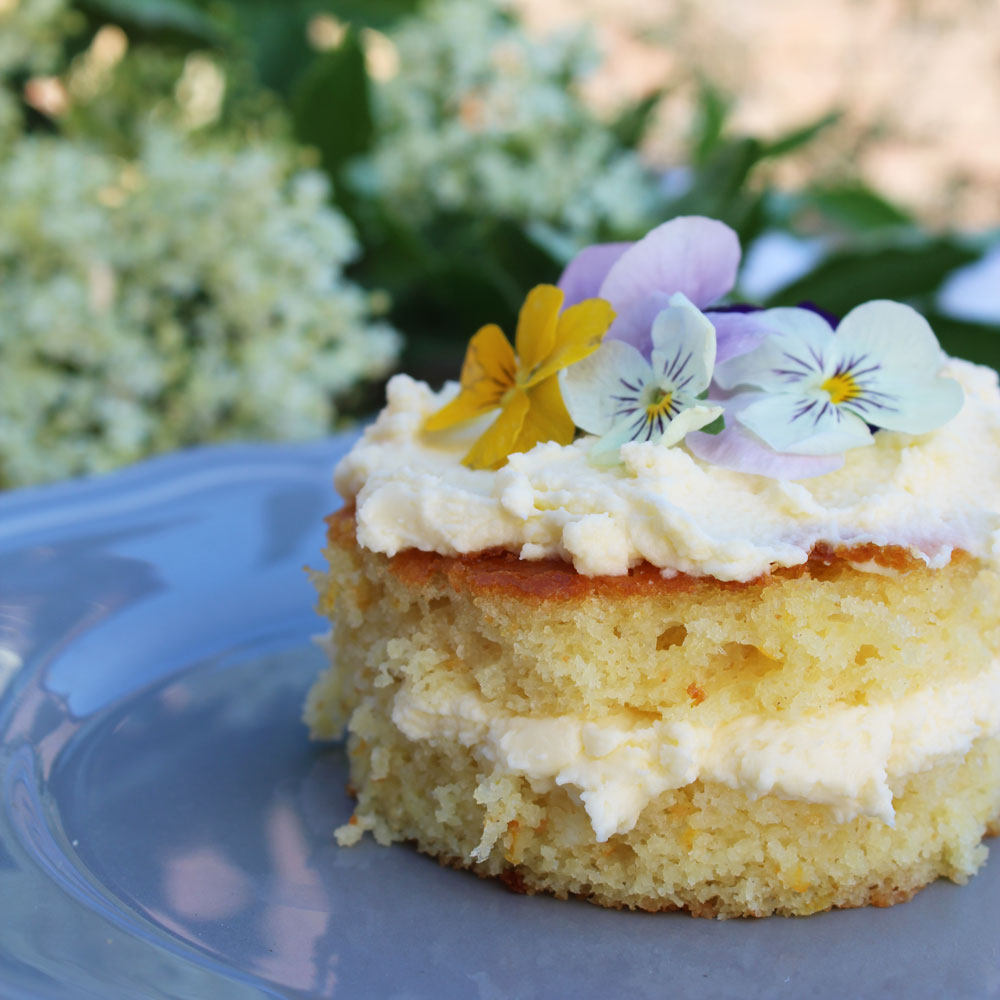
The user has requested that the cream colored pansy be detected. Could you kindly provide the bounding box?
[561,292,723,464]
[714,300,964,455]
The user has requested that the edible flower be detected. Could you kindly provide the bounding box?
[424,284,615,469]
[557,215,763,362]
[561,293,724,463]
[712,300,964,455]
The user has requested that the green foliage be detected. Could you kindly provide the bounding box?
[667,136,768,246]
[663,89,843,247]
[765,237,979,315]
[53,0,996,388]
[291,28,373,178]
[315,0,425,30]
[759,111,841,159]
[73,0,223,44]
[691,80,731,166]
[312,0,665,376]
[924,313,1000,372]
[609,86,668,148]
[191,0,422,94]
[4,0,997,488]
[797,183,913,232]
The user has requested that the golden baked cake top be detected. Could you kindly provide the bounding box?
[334,216,1000,582]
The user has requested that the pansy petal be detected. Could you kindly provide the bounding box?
[561,340,653,434]
[751,306,839,349]
[707,310,776,364]
[659,402,725,447]
[515,284,563,379]
[611,296,770,367]
[514,374,576,453]
[820,302,963,435]
[526,296,616,387]
[462,390,530,470]
[589,400,723,465]
[557,242,631,308]
[423,388,495,433]
[598,216,740,312]
[687,421,845,479]
[424,323,515,431]
[737,391,874,455]
[589,417,646,466]
[833,300,946,377]
[561,339,652,435]
[713,307,836,392]
[604,292,672,355]
[844,373,964,435]
[650,292,717,397]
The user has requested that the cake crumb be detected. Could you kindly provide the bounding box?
[687,682,706,704]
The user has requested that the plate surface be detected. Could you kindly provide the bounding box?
[0,437,998,1000]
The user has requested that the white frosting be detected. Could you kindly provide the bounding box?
[336,359,1000,581]
[391,662,1000,844]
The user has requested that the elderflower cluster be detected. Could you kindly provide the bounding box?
[0,0,76,139]
[0,127,399,487]
[358,0,660,247]
[0,0,72,78]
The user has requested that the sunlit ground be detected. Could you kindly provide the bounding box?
[520,0,1000,229]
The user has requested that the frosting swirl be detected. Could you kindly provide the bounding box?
[335,358,1000,581]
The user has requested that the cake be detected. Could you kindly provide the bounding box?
[305,217,1000,917]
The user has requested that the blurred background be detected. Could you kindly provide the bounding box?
[1,0,997,488]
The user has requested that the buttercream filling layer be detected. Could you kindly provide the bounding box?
[389,661,1000,844]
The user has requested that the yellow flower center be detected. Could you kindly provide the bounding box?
[821,371,861,405]
[646,390,674,420]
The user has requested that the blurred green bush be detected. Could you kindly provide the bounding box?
[216,0,999,380]
[0,0,997,486]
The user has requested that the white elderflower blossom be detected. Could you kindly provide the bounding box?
[357,0,660,247]
[0,127,400,487]
[0,0,77,140]
[0,0,73,78]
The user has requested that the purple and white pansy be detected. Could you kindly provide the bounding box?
[561,293,723,464]
[555,216,965,479]
[712,300,964,456]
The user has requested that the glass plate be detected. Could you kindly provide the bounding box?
[0,437,997,1000]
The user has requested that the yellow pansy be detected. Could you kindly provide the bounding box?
[424,284,615,469]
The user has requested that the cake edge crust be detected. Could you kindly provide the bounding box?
[329,505,957,602]
[362,811,1000,920]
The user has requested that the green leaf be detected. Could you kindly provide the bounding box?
[692,80,731,166]
[210,0,423,93]
[74,0,224,44]
[764,239,980,316]
[488,220,562,295]
[760,110,841,159]
[291,28,373,177]
[699,414,726,436]
[801,183,913,232]
[696,138,762,201]
[666,138,767,244]
[610,87,668,148]
[233,5,315,95]
[326,0,424,28]
[921,312,1000,372]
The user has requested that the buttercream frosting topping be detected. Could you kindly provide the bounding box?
[390,660,1000,844]
[335,358,1000,581]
